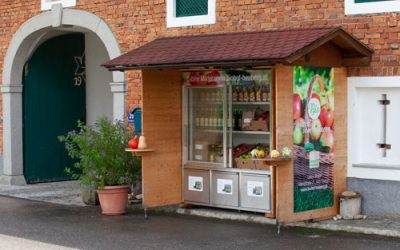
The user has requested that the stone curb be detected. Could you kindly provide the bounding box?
[176,208,277,225]
[144,206,400,238]
[288,221,400,238]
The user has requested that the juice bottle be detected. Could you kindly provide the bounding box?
[195,115,200,128]
[238,86,244,102]
[205,108,210,129]
[218,111,223,130]
[243,86,249,102]
[261,85,268,102]
[232,85,238,102]
[255,85,262,102]
[200,108,205,128]
[249,84,256,102]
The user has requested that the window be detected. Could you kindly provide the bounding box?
[167,0,216,28]
[348,77,400,181]
[345,0,400,15]
[176,0,208,17]
[41,0,76,11]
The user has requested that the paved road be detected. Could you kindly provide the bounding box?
[0,196,399,250]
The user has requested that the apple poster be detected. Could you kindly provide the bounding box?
[293,66,334,213]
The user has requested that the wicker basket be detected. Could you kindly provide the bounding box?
[293,145,334,189]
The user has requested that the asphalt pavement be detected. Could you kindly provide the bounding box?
[0,196,400,250]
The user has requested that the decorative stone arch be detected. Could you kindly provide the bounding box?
[0,7,126,185]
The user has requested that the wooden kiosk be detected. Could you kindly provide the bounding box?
[104,27,372,224]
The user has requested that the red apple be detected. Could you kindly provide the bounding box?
[293,94,303,120]
[311,93,320,103]
[311,118,322,140]
[320,107,334,127]
[128,136,139,149]
[320,130,334,152]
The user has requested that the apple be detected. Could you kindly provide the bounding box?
[320,130,334,152]
[293,94,303,120]
[293,118,305,145]
[311,93,320,103]
[320,107,334,127]
[310,118,322,140]
[128,136,139,149]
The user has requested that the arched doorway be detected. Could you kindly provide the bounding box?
[23,34,86,183]
[0,9,126,185]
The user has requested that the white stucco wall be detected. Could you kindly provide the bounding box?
[348,77,400,182]
[85,32,113,125]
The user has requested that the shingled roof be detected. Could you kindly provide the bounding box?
[103,27,373,71]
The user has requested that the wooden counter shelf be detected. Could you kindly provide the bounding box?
[235,157,292,170]
[125,148,156,219]
[125,148,155,157]
[253,157,293,163]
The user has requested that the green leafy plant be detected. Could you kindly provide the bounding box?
[58,117,139,190]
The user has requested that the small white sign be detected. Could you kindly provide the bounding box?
[247,181,264,197]
[307,98,321,120]
[217,179,233,195]
[195,144,204,150]
[309,150,320,169]
[188,176,203,192]
[194,155,203,161]
[244,118,252,124]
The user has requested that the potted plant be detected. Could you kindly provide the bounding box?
[59,117,138,215]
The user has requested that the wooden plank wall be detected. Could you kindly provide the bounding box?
[274,64,347,224]
[141,69,183,207]
[293,42,342,67]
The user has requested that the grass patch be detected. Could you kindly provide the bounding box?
[294,184,334,213]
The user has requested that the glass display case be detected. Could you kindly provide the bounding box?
[182,69,273,213]
[183,69,273,168]
[185,86,227,166]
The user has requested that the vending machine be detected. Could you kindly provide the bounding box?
[182,69,274,213]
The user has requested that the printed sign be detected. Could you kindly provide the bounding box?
[128,113,135,123]
[247,181,264,197]
[309,151,320,169]
[217,179,233,195]
[188,176,203,192]
[293,66,334,212]
[182,70,272,90]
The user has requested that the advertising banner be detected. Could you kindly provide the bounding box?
[293,66,334,212]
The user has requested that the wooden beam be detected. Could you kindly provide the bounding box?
[342,56,371,66]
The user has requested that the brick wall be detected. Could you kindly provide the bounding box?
[0,0,399,151]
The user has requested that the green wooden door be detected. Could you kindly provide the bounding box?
[23,34,86,183]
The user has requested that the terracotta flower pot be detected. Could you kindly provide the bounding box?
[97,185,129,215]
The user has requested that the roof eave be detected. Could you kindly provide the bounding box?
[104,59,278,71]
[103,27,374,71]
[284,28,373,66]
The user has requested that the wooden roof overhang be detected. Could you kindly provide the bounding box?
[103,27,373,71]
